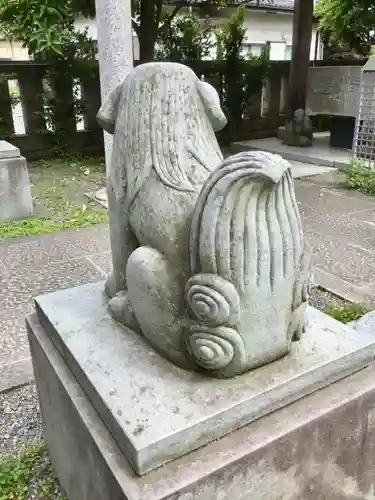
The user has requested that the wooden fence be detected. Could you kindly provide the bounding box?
[0,58,367,160]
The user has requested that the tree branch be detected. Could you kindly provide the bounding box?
[155,0,164,27]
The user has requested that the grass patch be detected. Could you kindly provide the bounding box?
[0,442,66,499]
[325,303,368,324]
[0,157,108,239]
[0,211,107,238]
[346,159,375,196]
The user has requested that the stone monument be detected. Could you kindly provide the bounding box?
[306,65,362,149]
[27,63,375,499]
[0,140,33,222]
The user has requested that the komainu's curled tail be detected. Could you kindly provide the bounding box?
[185,151,309,378]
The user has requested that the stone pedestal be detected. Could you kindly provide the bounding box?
[27,282,375,499]
[0,141,33,222]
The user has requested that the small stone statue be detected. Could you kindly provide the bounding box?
[278,108,313,147]
[97,62,311,378]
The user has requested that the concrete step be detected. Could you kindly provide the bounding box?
[232,135,351,170]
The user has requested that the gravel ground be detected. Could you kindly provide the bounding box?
[309,286,349,312]
[0,384,65,499]
[0,384,43,455]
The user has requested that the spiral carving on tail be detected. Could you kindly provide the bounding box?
[186,324,246,373]
[187,151,307,377]
[185,272,245,375]
[185,273,240,327]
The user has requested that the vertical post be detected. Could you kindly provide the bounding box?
[94,0,134,295]
[18,65,46,135]
[94,0,133,171]
[0,71,14,139]
[82,67,102,131]
[287,0,314,120]
[277,0,314,146]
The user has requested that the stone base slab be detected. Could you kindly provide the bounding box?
[27,311,375,500]
[31,282,375,476]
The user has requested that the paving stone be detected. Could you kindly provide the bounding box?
[351,208,375,227]
[0,257,104,313]
[305,230,375,288]
[0,224,109,270]
[0,358,34,393]
[295,180,375,220]
[352,310,375,334]
[86,252,112,275]
[303,214,375,254]
[0,303,34,366]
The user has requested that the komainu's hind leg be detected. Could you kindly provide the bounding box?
[289,248,313,342]
[123,246,194,370]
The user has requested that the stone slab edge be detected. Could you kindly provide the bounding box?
[0,141,20,159]
[26,311,375,500]
[231,141,350,170]
[32,283,375,476]
[314,268,375,309]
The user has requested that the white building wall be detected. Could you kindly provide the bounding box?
[240,10,322,61]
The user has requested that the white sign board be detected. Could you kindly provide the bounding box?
[306,66,362,117]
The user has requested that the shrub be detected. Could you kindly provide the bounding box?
[326,303,367,324]
[346,159,375,196]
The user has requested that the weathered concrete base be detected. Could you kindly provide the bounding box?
[27,308,375,500]
[233,133,351,170]
[30,282,375,476]
[0,141,33,222]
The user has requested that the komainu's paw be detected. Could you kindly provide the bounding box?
[292,321,305,342]
[289,302,308,342]
[108,292,141,333]
[104,272,117,299]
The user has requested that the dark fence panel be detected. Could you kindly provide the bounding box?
[0,58,366,159]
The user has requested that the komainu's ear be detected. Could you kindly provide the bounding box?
[96,83,123,135]
[196,80,227,132]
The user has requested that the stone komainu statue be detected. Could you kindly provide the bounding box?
[97,62,311,379]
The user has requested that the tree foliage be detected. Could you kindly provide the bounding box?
[0,0,96,60]
[217,6,268,125]
[315,0,375,55]
[0,0,233,63]
[155,12,214,61]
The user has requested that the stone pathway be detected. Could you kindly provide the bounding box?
[1,171,375,392]
[0,225,112,392]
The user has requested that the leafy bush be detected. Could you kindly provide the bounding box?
[326,303,367,324]
[216,7,269,132]
[155,12,214,62]
[346,159,375,195]
[0,442,67,499]
[0,0,96,155]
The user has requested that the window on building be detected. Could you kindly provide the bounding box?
[249,44,265,58]
[242,43,265,59]
[284,45,292,60]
